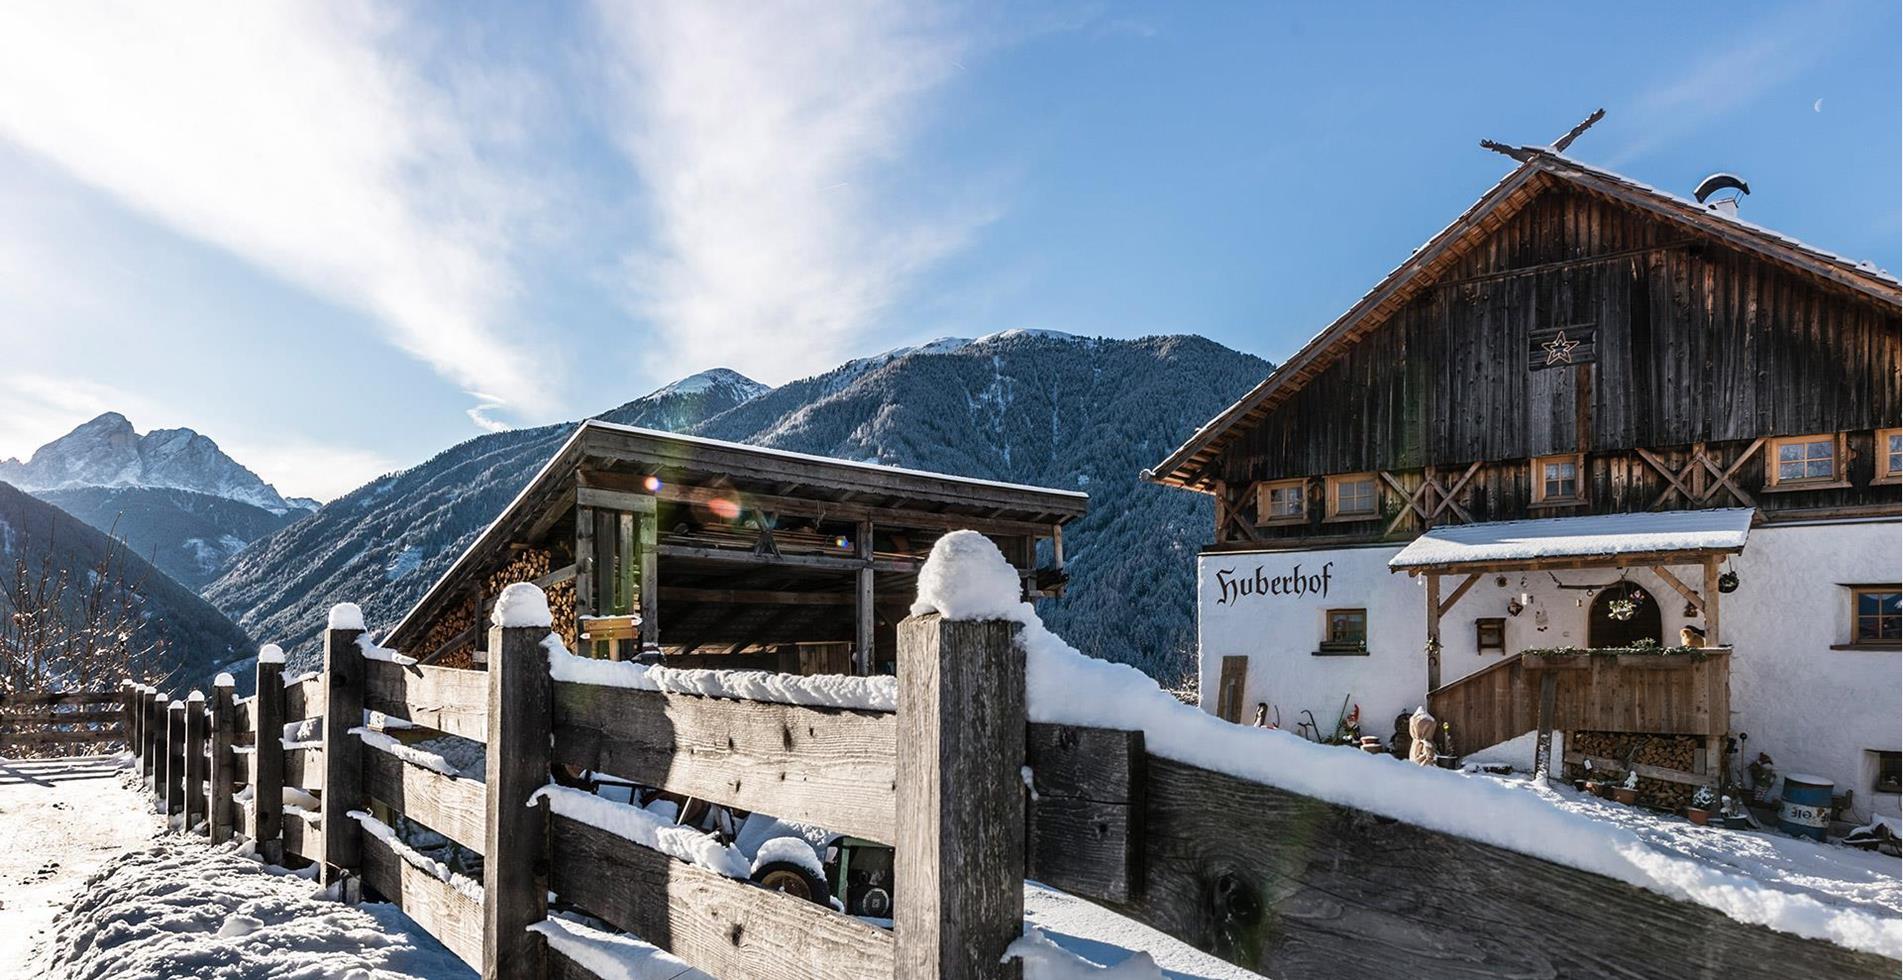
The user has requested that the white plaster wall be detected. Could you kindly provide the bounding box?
[1196,519,1900,819]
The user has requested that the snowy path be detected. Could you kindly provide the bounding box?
[0,754,160,976]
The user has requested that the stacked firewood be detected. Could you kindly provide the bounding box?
[486,548,552,595]
[419,595,478,662]
[1568,731,1703,810]
[547,580,578,650]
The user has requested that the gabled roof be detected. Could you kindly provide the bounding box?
[1145,147,1903,492]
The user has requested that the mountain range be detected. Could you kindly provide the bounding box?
[1,413,315,588]
[205,332,1270,682]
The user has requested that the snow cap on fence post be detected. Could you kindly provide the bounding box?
[155,692,169,702]
[214,673,235,688]
[909,529,1030,623]
[187,689,205,703]
[257,644,285,665]
[492,581,553,628]
[327,602,366,632]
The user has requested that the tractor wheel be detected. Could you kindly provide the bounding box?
[751,861,829,905]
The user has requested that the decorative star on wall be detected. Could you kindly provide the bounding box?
[1541,331,1581,366]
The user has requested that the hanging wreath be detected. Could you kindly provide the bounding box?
[1718,570,1740,594]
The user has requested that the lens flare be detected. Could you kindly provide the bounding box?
[833,535,852,550]
[643,475,662,492]
[707,497,741,520]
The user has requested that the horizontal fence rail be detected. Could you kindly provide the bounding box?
[1,689,129,756]
[117,587,1896,980]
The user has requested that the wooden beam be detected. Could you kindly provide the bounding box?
[1704,557,1723,646]
[574,504,596,625]
[896,613,1024,980]
[576,485,657,514]
[319,623,366,887]
[1391,547,1746,577]
[210,681,236,844]
[363,661,490,744]
[658,586,855,606]
[363,747,486,854]
[359,824,484,969]
[1425,573,1443,692]
[638,507,659,652]
[165,701,185,821]
[855,518,875,676]
[484,623,551,979]
[1437,572,1482,618]
[551,684,897,844]
[1648,565,1704,613]
[657,542,920,574]
[1025,724,1144,904]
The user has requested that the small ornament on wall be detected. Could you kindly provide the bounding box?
[1527,324,1598,370]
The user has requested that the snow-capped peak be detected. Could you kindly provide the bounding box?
[971,328,1093,347]
[0,412,297,514]
[646,368,770,401]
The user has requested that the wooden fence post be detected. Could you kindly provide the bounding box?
[165,700,186,824]
[211,676,236,844]
[320,615,366,889]
[142,690,161,791]
[896,612,1026,980]
[121,680,138,758]
[186,690,208,833]
[253,649,286,864]
[483,617,550,980]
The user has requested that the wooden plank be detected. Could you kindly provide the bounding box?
[1082,753,1893,978]
[165,702,186,819]
[282,674,323,723]
[896,613,1025,980]
[141,690,159,787]
[320,625,366,886]
[1214,656,1247,724]
[282,810,318,861]
[0,708,126,726]
[638,507,659,652]
[0,690,124,708]
[186,695,208,833]
[251,656,286,864]
[485,623,552,979]
[854,518,875,676]
[364,661,489,743]
[657,587,855,606]
[362,748,486,854]
[658,542,920,574]
[359,822,485,970]
[283,745,324,792]
[0,728,126,747]
[575,485,657,514]
[551,685,897,845]
[210,681,236,844]
[1562,751,1715,788]
[548,813,895,980]
[1025,723,1144,904]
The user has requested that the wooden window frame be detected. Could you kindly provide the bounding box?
[1317,607,1369,656]
[1529,453,1585,507]
[1762,432,1850,491]
[1839,584,1903,650]
[1872,750,1902,796]
[1324,472,1380,522]
[1255,478,1308,526]
[1876,428,1902,486]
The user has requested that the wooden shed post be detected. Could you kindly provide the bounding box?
[185,691,208,834]
[165,699,186,823]
[638,507,659,653]
[1703,557,1723,647]
[252,652,286,864]
[319,618,366,888]
[1424,573,1444,692]
[854,518,875,675]
[141,688,158,789]
[483,619,550,980]
[895,612,1026,980]
[210,677,236,844]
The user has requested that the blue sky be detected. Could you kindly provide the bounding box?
[0,1,1895,499]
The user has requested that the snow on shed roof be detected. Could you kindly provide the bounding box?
[1388,507,1755,572]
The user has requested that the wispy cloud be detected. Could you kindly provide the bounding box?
[0,2,556,425]
[592,0,995,383]
[1604,4,1849,166]
[217,439,401,503]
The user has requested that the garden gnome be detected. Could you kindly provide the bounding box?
[1408,706,1438,766]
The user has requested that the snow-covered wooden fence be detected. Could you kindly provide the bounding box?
[126,592,1898,980]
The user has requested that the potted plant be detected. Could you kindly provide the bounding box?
[1686,786,1717,825]
[1613,770,1640,805]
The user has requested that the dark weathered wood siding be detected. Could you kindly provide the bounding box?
[1213,186,1900,540]
[1224,187,1899,476]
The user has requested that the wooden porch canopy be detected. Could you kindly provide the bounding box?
[1388,508,1753,689]
[384,420,1087,674]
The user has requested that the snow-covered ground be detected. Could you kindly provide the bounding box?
[0,755,159,976]
[1023,882,1263,979]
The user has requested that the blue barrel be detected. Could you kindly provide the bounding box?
[1778,773,1834,840]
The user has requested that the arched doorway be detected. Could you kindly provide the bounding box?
[1589,583,1663,648]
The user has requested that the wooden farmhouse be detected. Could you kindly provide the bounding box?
[1148,140,1902,821]
[384,420,1085,675]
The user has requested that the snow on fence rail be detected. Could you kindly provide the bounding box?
[124,573,1899,980]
